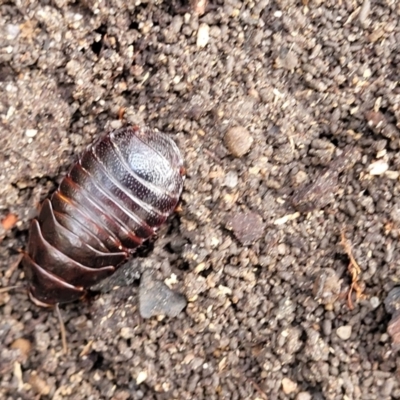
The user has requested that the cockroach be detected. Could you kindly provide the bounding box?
[1,125,185,352]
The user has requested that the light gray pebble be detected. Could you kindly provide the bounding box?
[322,319,332,336]
[336,325,352,341]
[296,392,312,400]
[369,296,380,309]
[224,171,238,188]
[6,24,20,39]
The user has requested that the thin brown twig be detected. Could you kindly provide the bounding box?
[0,285,25,294]
[118,107,126,120]
[55,304,68,355]
[249,378,268,400]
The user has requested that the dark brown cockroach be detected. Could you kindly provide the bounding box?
[21,125,185,308]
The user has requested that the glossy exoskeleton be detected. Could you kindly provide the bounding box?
[22,125,185,307]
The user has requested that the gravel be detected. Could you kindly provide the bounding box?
[1,0,400,399]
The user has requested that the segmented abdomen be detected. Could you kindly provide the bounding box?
[22,125,185,306]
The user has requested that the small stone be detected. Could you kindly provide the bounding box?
[11,338,31,358]
[224,171,238,188]
[25,129,38,138]
[368,160,388,175]
[282,377,297,394]
[275,51,299,71]
[29,372,51,396]
[370,296,380,309]
[296,392,312,400]
[227,212,264,246]
[312,268,341,306]
[191,0,208,15]
[6,24,20,39]
[197,23,210,48]
[336,325,352,340]
[385,170,399,179]
[292,170,308,186]
[139,270,187,319]
[224,126,253,157]
[110,119,123,130]
[120,327,135,339]
[384,287,400,314]
[136,370,148,385]
[277,243,286,255]
[184,273,207,300]
[322,319,332,336]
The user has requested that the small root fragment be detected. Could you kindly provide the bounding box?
[0,285,26,294]
[250,378,268,399]
[55,304,68,355]
[340,229,365,310]
[79,340,93,357]
[118,107,126,120]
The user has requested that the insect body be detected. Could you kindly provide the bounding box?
[22,125,185,307]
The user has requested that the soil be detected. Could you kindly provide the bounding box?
[1,0,400,399]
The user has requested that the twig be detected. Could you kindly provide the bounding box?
[340,229,364,310]
[0,285,25,294]
[250,379,268,400]
[55,304,68,355]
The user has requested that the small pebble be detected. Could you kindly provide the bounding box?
[292,170,308,186]
[296,392,312,400]
[381,378,395,396]
[224,171,238,188]
[384,286,400,314]
[368,160,388,175]
[29,372,51,396]
[336,325,352,340]
[6,24,20,39]
[191,0,208,15]
[11,338,32,358]
[120,327,135,339]
[197,23,210,48]
[282,377,297,394]
[227,212,264,246]
[312,268,341,306]
[139,270,187,319]
[385,170,399,179]
[25,129,38,138]
[136,370,148,385]
[370,296,380,309]
[110,120,123,130]
[277,243,286,255]
[224,126,253,157]
[275,51,299,71]
[322,319,332,336]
